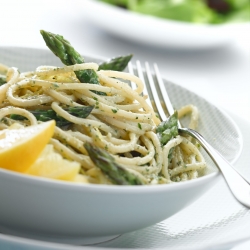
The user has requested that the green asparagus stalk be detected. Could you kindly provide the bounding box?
[10,106,94,128]
[84,142,145,185]
[40,30,100,86]
[99,54,133,71]
[40,30,133,91]
[0,74,6,86]
[156,111,179,161]
[156,110,179,146]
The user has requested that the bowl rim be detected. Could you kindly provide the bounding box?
[0,167,220,192]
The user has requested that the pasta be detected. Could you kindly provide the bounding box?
[0,61,206,185]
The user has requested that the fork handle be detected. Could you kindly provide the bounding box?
[179,128,250,208]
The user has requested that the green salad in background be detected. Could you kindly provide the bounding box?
[100,0,250,24]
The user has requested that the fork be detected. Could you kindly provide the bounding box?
[128,61,250,208]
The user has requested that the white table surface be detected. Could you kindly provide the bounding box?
[0,0,250,249]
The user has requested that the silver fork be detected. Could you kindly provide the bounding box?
[128,61,250,208]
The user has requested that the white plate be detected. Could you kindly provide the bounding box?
[81,0,250,49]
[0,114,249,250]
[232,239,250,250]
[0,46,245,248]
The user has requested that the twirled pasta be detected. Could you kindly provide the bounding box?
[0,62,206,185]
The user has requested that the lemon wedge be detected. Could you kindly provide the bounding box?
[0,120,55,172]
[27,144,80,181]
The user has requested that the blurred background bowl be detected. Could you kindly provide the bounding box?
[82,0,250,49]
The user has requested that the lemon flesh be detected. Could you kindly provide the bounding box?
[0,120,55,172]
[27,144,80,181]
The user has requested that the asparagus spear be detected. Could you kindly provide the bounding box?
[156,111,179,161]
[0,74,6,86]
[84,142,144,185]
[40,30,100,86]
[10,106,94,128]
[40,30,133,92]
[99,54,133,71]
[156,110,178,146]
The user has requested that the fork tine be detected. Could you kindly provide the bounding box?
[136,61,153,108]
[128,61,152,108]
[135,61,145,86]
[152,63,182,128]
[153,63,175,117]
[145,62,168,121]
[129,61,177,123]
[127,62,137,90]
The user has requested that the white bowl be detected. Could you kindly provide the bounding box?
[81,0,250,49]
[0,47,242,245]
